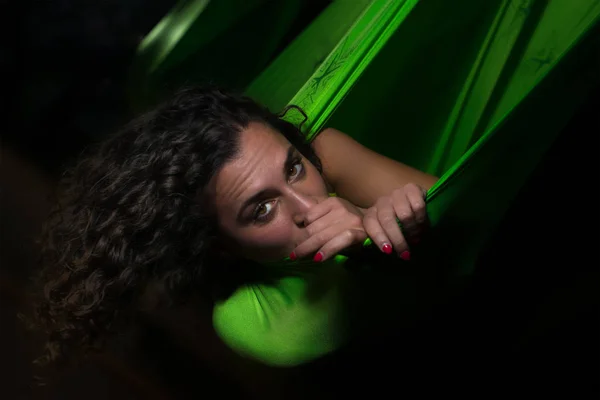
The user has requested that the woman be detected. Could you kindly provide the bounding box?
[32,86,437,368]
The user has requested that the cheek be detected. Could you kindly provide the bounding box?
[305,164,329,195]
[232,217,299,261]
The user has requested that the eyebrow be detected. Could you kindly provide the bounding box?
[236,145,298,221]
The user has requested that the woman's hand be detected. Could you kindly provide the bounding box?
[362,183,428,261]
[291,196,367,262]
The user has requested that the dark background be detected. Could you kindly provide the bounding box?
[1,1,598,399]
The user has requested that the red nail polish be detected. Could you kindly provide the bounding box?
[382,243,393,254]
[313,252,324,262]
[289,252,297,261]
[400,251,411,261]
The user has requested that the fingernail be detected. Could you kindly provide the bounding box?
[313,252,324,262]
[289,252,297,261]
[382,243,393,255]
[400,251,411,261]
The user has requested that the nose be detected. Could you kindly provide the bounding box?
[289,190,318,227]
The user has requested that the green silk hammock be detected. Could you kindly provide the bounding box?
[130,0,600,366]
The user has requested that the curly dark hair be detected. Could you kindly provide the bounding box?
[30,85,322,366]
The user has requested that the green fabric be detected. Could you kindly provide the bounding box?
[213,0,600,366]
[246,0,600,273]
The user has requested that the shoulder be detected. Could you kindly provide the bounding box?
[212,284,269,361]
[311,127,371,184]
[311,127,365,153]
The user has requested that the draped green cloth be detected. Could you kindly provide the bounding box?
[131,0,600,366]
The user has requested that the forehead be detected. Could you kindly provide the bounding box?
[236,121,289,154]
[210,122,291,207]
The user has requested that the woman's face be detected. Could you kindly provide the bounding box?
[209,122,330,262]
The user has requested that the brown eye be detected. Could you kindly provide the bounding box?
[288,162,303,180]
[253,201,275,222]
[256,204,268,216]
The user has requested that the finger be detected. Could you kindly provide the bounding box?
[405,183,428,225]
[304,216,331,237]
[391,189,417,231]
[293,224,343,259]
[302,197,336,226]
[377,199,410,256]
[305,207,362,238]
[363,208,393,254]
[314,228,367,262]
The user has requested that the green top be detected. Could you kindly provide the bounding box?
[212,256,354,366]
[212,252,429,366]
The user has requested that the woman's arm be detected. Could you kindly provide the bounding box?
[312,128,438,208]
